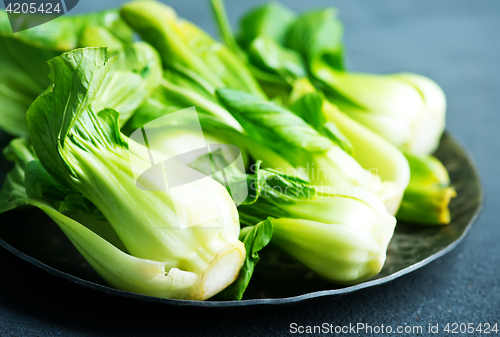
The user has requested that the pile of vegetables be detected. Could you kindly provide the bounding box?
[0,0,455,301]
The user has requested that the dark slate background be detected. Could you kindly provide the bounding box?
[0,0,499,336]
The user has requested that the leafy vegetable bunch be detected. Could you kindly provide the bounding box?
[0,0,455,301]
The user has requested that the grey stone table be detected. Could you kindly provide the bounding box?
[0,0,499,336]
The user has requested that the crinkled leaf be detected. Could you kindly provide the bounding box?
[27,48,120,185]
[0,138,105,219]
[244,161,315,206]
[92,42,163,125]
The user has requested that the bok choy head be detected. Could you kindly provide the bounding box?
[283,7,446,155]
[25,47,245,300]
[236,164,396,285]
[120,0,264,98]
[0,137,207,298]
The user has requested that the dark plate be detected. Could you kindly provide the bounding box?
[0,132,483,308]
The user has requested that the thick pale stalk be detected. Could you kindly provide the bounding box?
[270,188,396,284]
